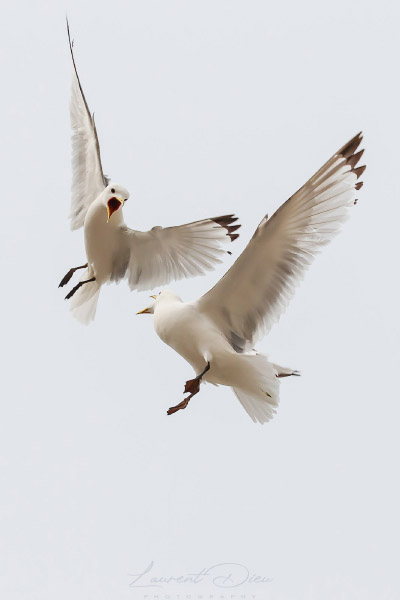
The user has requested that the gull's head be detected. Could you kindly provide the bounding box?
[103,182,129,222]
[136,290,181,315]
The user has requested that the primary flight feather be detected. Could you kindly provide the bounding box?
[138,133,366,423]
[59,21,240,324]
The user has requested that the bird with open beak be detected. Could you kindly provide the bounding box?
[59,21,241,324]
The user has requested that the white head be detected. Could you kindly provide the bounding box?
[103,182,130,222]
[136,290,182,315]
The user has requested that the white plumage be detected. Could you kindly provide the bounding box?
[60,22,240,324]
[138,133,366,423]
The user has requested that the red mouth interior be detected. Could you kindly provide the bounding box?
[107,197,122,217]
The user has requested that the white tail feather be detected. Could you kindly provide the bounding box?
[272,363,300,377]
[69,269,101,325]
[221,353,280,424]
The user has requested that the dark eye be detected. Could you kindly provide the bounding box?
[124,198,128,202]
[111,188,115,194]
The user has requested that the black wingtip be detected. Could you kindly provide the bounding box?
[353,164,366,179]
[347,149,364,169]
[338,131,363,159]
[211,214,241,242]
[337,132,366,195]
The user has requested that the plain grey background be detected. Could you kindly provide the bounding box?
[1,1,399,598]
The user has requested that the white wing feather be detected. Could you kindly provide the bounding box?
[197,133,366,352]
[111,215,241,291]
[67,21,108,230]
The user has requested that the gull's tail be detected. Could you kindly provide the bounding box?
[226,353,281,424]
[69,269,101,325]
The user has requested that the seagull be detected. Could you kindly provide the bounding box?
[59,21,240,324]
[138,133,366,423]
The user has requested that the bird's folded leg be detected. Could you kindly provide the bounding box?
[167,362,210,416]
[58,263,88,288]
[65,276,96,300]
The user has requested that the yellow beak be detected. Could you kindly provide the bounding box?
[136,307,152,315]
[106,197,124,222]
[150,295,158,300]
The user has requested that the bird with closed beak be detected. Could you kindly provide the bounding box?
[138,133,366,423]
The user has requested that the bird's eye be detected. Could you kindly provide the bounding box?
[111,188,115,194]
[124,198,128,202]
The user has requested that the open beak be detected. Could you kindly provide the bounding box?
[107,197,124,222]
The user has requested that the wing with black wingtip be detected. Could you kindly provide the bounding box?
[198,133,366,352]
[110,215,241,291]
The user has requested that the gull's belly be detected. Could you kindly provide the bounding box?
[154,304,214,373]
[84,202,122,283]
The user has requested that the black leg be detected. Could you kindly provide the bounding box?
[59,263,88,288]
[65,277,96,300]
[167,362,211,416]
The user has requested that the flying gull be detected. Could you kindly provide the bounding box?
[59,21,240,324]
[138,133,365,423]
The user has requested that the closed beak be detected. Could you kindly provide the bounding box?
[137,307,152,315]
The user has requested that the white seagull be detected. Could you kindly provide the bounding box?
[138,133,365,423]
[59,22,240,324]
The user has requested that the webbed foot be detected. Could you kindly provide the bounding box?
[167,362,211,416]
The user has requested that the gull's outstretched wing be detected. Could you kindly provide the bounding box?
[67,20,108,230]
[110,215,241,291]
[197,133,366,352]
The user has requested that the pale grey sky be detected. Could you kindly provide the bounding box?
[1,1,399,599]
